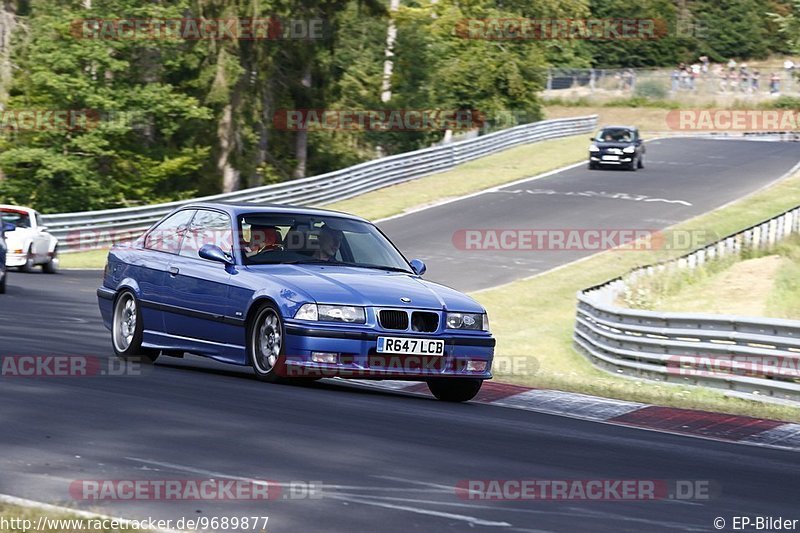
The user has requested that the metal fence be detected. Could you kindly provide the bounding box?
[546,67,800,98]
[42,115,597,253]
[574,204,800,402]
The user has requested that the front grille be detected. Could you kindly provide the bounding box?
[379,310,409,330]
[411,311,439,332]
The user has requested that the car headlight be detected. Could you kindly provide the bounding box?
[622,146,636,153]
[446,312,489,331]
[588,144,600,152]
[294,303,366,324]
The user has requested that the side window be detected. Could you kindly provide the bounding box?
[144,210,196,254]
[180,210,233,259]
[35,212,45,229]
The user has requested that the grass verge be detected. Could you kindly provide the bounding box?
[0,503,147,532]
[473,166,800,422]
[618,234,800,319]
[60,248,109,269]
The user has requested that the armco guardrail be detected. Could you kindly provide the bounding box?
[574,204,800,402]
[43,115,597,252]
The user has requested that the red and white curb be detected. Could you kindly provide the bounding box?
[337,380,800,452]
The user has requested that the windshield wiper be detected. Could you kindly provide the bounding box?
[287,259,412,273]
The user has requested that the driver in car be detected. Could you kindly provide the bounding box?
[245,225,282,257]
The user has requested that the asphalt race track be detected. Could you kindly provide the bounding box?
[2,138,800,532]
[382,138,800,291]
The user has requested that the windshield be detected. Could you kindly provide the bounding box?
[596,128,634,143]
[239,213,413,273]
[0,209,31,229]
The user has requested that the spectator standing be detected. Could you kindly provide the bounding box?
[770,72,781,94]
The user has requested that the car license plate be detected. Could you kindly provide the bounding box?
[377,337,445,356]
[602,155,619,161]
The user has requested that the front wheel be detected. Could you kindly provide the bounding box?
[637,153,645,169]
[0,270,6,294]
[112,290,159,363]
[249,303,286,382]
[427,378,483,402]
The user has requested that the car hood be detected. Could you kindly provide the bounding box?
[244,264,484,312]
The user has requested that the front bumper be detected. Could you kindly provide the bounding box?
[589,153,634,165]
[282,323,495,380]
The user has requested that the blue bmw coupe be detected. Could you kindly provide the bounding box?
[98,202,495,401]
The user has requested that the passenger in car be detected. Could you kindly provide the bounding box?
[312,226,343,261]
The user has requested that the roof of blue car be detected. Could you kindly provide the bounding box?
[181,201,369,222]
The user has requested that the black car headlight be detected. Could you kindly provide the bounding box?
[295,303,366,324]
[446,312,489,332]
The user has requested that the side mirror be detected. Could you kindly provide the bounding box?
[589,136,595,141]
[2,222,15,232]
[199,244,233,265]
[39,225,48,232]
[410,259,427,276]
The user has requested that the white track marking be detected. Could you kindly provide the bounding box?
[325,493,512,527]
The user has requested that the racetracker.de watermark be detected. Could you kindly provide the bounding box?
[451,229,715,252]
[0,356,146,378]
[666,109,800,131]
[272,109,484,131]
[667,355,800,379]
[71,18,324,40]
[70,479,322,501]
[455,479,716,501]
[455,18,663,40]
[0,109,99,131]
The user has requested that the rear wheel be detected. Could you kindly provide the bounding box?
[42,247,59,274]
[427,378,483,402]
[112,290,159,363]
[0,269,6,294]
[249,303,286,383]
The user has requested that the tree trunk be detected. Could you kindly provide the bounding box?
[0,0,17,105]
[293,65,312,179]
[380,0,401,103]
[217,103,241,193]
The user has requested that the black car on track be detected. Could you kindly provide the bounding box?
[588,125,645,171]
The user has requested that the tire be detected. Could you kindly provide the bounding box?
[628,156,638,171]
[637,153,645,169]
[427,378,483,402]
[42,247,59,274]
[19,248,35,273]
[0,270,6,294]
[588,162,598,170]
[112,290,159,363]
[248,303,286,383]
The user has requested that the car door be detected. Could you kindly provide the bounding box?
[162,209,238,348]
[135,208,197,335]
